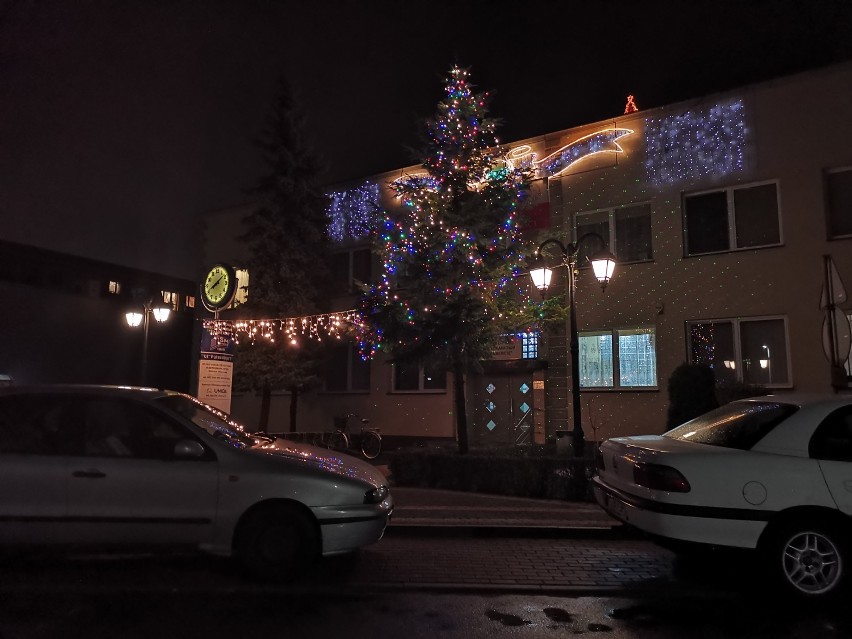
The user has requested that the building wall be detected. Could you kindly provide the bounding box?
[203,61,852,443]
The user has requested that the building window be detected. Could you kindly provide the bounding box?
[162,291,179,309]
[520,332,538,359]
[575,202,652,264]
[331,247,372,293]
[185,295,195,309]
[392,359,447,392]
[683,181,781,255]
[826,167,852,239]
[108,281,121,294]
[324,344,370,392]
[578,327,657,389]
[688,316,790,387]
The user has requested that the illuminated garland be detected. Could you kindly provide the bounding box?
[203,310,363,346]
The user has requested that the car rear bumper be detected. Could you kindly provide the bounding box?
[592,477,766,549]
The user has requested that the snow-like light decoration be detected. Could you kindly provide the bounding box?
[203,310,363,347]
[645,100,747,187]
[327,182,381,241]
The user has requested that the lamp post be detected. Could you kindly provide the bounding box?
[529,234,616,457]
[125,301,171,386]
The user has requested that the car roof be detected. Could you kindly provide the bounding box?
[0,384,177,401]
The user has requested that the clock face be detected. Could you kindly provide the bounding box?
[202,264,235,309]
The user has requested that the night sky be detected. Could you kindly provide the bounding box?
[2,0,852,280]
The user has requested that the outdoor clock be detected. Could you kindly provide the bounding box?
[201,263,237,312]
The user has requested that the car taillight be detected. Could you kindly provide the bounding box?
[633,462,691,492]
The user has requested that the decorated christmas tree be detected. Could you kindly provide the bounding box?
[359,65,533,453]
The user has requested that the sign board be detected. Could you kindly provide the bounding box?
[491,338,522,360]
[198,324,235,413]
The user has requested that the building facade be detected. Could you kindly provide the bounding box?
[0,240,199,392]
[205,61,852,444]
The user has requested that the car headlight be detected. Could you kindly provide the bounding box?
[364,485,389,504]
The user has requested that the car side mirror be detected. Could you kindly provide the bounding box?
[174,439,206,459]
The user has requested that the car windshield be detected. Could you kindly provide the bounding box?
[664,401,798,450]
[155,394,257,449]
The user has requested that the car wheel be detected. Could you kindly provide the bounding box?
[765,520,846,597]
[235,505,319,582]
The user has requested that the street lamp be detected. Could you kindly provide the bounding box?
[125,301,171,386]
[529,234,616,457]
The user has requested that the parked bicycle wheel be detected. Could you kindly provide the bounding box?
[328,430,349,452]
[360,430,382,459]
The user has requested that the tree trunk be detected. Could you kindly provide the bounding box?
[258,386,271,433]
[453,362,469,454]
[289,384,299,432]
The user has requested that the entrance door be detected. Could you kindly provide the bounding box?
[468,373,534,447]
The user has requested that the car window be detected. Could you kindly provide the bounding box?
[82,397,199,460]
[664,401,798,450]
[809,406,852,462]
[0,394,83,455]
[155,394,256,449]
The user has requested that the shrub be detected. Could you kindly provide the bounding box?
[666,363,718,430]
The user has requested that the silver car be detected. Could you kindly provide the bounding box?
[0,385,393,580]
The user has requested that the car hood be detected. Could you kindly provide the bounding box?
[251,438,388,486]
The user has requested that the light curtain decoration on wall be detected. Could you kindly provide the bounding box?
[644,100,747,187]
[327,182,381,241]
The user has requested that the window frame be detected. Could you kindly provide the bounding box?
[331,245,374,294]
[686,315,793,388]
[825,165,852,240]
[577,325,658,391]
[682,179,783,256]
[323,343,371,394]
[574,201,654,265]
[390,360,447,394]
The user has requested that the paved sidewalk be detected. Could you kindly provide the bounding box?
[388,486,620,531]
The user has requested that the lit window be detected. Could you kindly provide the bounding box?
[392,359,446,393]
[185,295,195,309]
[520,332,538,359]
[579,327,657,389]
[108,281,121,294]
[826,167,852,239]
[576,202,652,264]
[688,316,790,387]
[683,181,781,255]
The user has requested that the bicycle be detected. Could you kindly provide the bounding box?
[328,413,382,459]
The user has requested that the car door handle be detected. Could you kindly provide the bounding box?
[72,470,107,479]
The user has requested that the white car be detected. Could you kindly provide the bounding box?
[593,394,852,597]
[0,385,393,580]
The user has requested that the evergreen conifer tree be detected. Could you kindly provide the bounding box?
[233,77,331,433]
[359,66,532,453]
